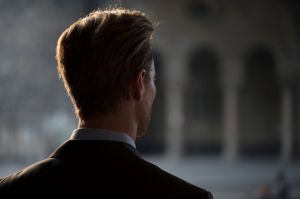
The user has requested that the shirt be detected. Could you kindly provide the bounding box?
[70,128,136,148]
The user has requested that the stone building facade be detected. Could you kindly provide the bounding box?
[132,0,300,162]
[0,0,299,163]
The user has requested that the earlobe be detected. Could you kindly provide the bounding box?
[132,69,146,100]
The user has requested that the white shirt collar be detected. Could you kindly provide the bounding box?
[70,128,136,148]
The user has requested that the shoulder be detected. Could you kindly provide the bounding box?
[134,158,213,198]
[0,157,63,194]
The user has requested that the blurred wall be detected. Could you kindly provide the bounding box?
[0,0,299,164]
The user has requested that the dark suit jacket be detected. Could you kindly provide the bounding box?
[0,140,213,198]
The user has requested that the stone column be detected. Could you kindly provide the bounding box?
[165,54,185,160]
[298,73,300,159]
[277,56,298,161]
[223,87,239,162]
[222,56,242,162]
[280,86,294,162]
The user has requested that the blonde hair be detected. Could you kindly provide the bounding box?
[56,8,154,119]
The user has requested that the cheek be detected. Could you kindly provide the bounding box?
[151,84,157,102]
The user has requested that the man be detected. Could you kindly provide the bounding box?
[0,8,213,198]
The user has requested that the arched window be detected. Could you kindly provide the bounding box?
[239,45,280,157]
[136,50,166,154]
[184,46,222,155]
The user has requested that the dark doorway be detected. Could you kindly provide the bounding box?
[184,46,222,156]
[239,45,281,158]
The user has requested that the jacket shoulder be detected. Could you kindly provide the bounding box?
[0,157,63,194]
[135,158,213,198]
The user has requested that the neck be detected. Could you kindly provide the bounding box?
[78,104,137,141]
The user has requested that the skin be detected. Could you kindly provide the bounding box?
[78,63,156,141]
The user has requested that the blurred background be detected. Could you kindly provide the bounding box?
[0,0,300,198]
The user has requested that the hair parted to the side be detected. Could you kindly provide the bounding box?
[56,8,154,120]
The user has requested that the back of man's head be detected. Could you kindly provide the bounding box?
[56,8,154,120]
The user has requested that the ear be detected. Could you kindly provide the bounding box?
[131,69,147,100]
